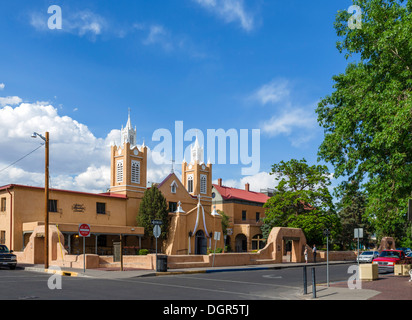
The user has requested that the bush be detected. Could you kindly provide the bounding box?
[138,249,149,255]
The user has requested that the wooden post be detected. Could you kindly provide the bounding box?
[44,132,49,270]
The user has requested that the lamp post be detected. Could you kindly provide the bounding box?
[32,132,49,269]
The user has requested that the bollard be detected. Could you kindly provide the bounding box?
[303,266,307,295]
[312,268,316,299]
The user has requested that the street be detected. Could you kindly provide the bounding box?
[0,264,355,301]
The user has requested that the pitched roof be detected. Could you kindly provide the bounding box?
[213,184,270,204]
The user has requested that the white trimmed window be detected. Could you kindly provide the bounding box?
[171,181,178,194]
[187,174,194,193]
[116,160,124,183]
[131,160,140,184]
[200,174,207,194]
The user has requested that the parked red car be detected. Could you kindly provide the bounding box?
[372,250,405,273]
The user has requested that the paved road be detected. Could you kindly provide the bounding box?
[0,264,353,301]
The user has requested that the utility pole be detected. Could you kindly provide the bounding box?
[44,132,49,270]
[32,131,49,269]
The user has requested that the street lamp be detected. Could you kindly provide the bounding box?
[32,132,49,270]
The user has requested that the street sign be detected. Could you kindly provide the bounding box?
[151,219,163,226]
[153,225,161,239]
[323,229,330,237]
[214,232,221,241]
[354,228,363,239]
[79,224,91,237]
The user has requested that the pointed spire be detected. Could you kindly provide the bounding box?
[190,131,204,164]
[121,109,137,146]
[126,108,132,129]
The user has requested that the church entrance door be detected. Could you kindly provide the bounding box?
[195,230,207,255]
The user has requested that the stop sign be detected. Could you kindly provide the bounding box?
[79,224,91,237]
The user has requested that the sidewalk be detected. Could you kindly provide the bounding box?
[18,261,412,300]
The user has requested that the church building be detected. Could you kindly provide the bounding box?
[0,113,228,260]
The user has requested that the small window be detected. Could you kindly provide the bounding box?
[187,175,194,193]
[48,200,58,213]
[96,202,106,215]
[131,160,140,184]
[200,175,207,194]
[116,160,124,183]
[242,210,247,221]
[256,212,260,222]
[171,181,177,194]
[0,231,5,245]
[0,198,6,212]
[169,202,177,213]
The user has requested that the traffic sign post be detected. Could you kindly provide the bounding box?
[153,224,161,272]
[354,228,363,267]
[79,224,91,273]
[212,232,221,268]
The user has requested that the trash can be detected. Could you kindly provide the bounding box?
[156,255,168,272]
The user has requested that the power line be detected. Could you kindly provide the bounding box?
[0,143,45,174]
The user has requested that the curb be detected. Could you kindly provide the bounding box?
[20,266,81,277]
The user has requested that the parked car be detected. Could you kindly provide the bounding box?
[357,251,379,263]
[396,247,411,256]
[372,250,405,273]
[407,252,412,258]
[0,245,17,270]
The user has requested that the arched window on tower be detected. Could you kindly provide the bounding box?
[116,160,123,183]
[131,160,140,184]
[187,174,194,193]
[200,174,207,194]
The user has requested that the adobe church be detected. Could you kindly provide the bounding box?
[0,113,225,258]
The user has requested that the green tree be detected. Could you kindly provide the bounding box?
[336,182,371,250]
[316,0,412,242]
[137,184,170,248]
[262,159,340,246]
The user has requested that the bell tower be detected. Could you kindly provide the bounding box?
[182,135,212,201]
[109,111,147,197]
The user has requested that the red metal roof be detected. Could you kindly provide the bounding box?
[213,184,270,204]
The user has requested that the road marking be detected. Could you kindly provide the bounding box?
[107,277,297,300]
[176,275,298,290]
[262,275,283,279]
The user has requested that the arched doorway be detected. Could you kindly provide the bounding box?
[195,230,207,255]
[235,234,247,252]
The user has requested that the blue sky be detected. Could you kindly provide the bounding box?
[0,0,354,193]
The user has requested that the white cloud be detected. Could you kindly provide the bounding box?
[30,9,107,39]
[0,96,23,107]
[262,108,317,137]
[0,83,5,91]
[249,79,320,147]
[193,0,255,31]
[250,79,290,105]
[142,24,173,51]
[0,98,172,193]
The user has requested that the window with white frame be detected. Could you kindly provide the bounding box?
[116,160,124,183]
[187,174,194,193]
[171,181,177,194]
[200,174,207,194]
[131,160,140,184]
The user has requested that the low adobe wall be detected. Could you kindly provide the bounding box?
[15,225,357,270]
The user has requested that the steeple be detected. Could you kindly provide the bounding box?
[121,109,137,146]
[190,133,204,164]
